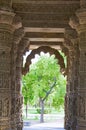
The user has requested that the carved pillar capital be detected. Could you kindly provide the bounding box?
[76,9,86,34]
[69,16,79,31]
[69,8,86,34]
[64,28,78,51]
[13,28,25,45]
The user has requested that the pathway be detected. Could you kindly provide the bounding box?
[23,121,65,130]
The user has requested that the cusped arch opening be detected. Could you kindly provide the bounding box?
[22,46,66,75]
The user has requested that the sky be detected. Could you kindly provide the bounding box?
[23,50,50,66]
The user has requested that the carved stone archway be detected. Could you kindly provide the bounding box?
[22,46,65,75]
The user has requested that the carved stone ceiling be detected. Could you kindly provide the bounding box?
[12,0,80,50]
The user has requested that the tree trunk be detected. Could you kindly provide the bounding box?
[40,99,44,123]
[26,104,28,118]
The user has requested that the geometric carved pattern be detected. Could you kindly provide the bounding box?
[3,98,10,117]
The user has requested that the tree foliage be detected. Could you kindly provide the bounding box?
[22,53,66,110]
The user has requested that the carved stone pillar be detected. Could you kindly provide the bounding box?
[76,7,86,130]
[10,28,25,130]
[69,2,86,129]
[64,29,79,130]
[61,45,69,128]
[15,37,29,130]
[0,3,29,129]
[0,8,15,130]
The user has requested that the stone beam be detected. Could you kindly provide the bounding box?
[29,38,64,42]
[22,20,69,28]
[24,27,65,33]
[25,32,64,39]
[12,0,80,28]
[29,41,62,50]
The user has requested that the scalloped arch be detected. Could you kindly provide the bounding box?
[22,46,65,75]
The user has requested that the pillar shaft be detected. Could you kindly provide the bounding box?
[0,5,28,129]
[64,29,79,130]
[10,28,25,130]
[0,10,15,130]
[69,3,86,129]
[72,5,86,129]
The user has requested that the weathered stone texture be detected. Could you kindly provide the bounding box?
[70,3,86,129]
[63,28,80,130]
[0,0,86,130]
[0,5,28,129]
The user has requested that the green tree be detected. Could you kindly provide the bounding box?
[22,54,66,121]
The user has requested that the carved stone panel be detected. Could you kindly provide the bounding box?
[3,98,10,117]
[0,96,11,118]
